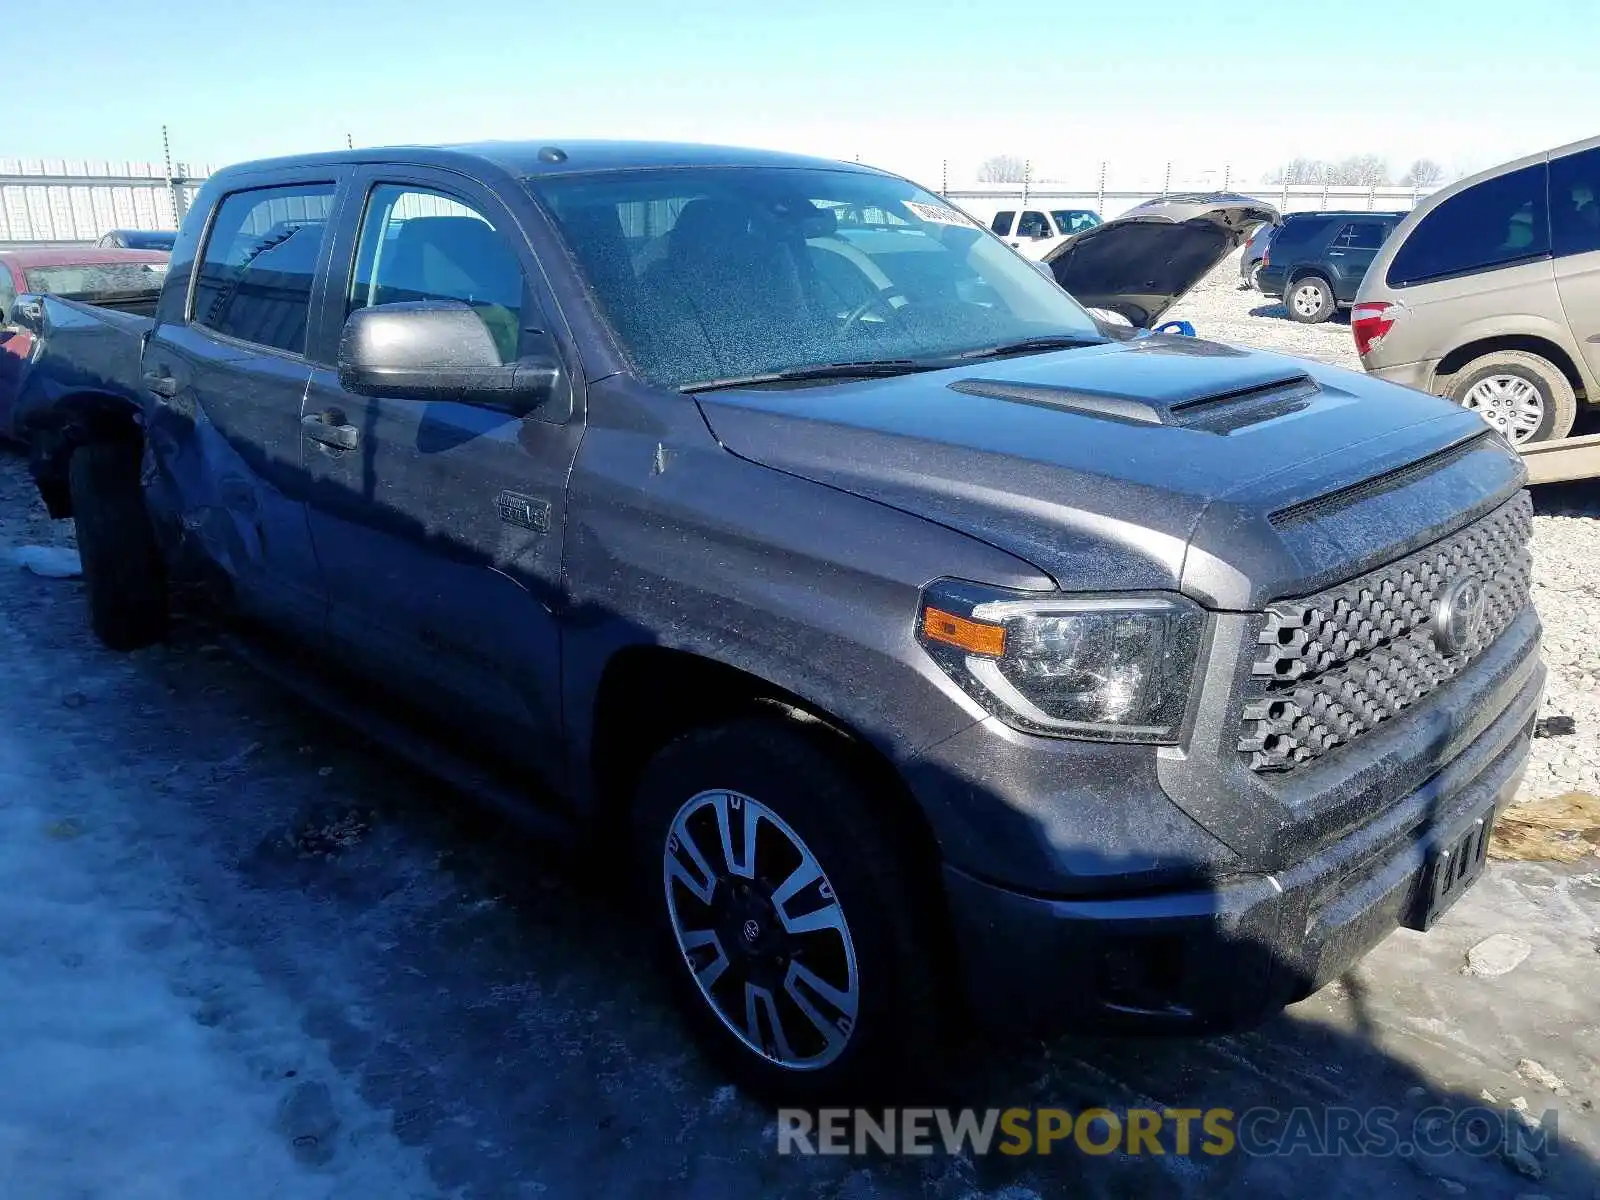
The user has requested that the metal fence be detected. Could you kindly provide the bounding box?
[0,155,1445,248]
[0,159,212,247]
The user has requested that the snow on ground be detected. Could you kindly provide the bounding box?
[0,264,1596,1198]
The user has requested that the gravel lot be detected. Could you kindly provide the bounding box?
[0,262,1595,1199]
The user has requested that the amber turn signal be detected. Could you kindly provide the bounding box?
[921,606,1007,657]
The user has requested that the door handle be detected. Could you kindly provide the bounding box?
[301,412,359,450]
[1327,251,1347,257]
[142,370,178,398]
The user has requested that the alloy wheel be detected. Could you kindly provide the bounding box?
[1291,283,1325,318]
[1461,374,1545,444]
[662,789,860,1071]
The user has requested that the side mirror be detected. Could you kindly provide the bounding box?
[336,300,558,413]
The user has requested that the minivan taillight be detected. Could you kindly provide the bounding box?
[1352,302,1396,357]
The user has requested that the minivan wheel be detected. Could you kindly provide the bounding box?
[1285,275,1335,323]
[632,717,938,1102]
[1445,350,1576,445]
[68,442,167,651]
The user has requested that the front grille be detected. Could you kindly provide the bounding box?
[1238,493,1534,773]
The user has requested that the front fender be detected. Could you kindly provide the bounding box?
[559,388,1055,812]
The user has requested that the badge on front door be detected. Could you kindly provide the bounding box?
[495,490,551,533]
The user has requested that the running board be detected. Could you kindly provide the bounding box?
[220,632,578,845]
[1519,431,1600,485]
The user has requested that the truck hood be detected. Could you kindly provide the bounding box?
[694,335,1524,609]
[1043,193,1278,327]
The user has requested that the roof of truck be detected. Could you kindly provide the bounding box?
[212,140,891,181]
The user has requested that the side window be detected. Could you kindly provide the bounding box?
[990,211,1015,236]
[348,185,525,363]
[1550,147,1600,258]
[191,182,336,355]
[0,271,15,324]
[1016,211,1050,239]
[1334,222,1386,250]
[1387,164,1549,287]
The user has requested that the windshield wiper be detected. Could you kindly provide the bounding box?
[681,359,937,394]
[954,334,1108,361]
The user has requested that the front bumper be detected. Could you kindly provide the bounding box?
[941,654,1542,1034]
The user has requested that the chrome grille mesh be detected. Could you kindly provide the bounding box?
[1238,493,1534,772]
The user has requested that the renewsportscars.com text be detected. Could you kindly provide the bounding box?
[777,1106,1557,1159]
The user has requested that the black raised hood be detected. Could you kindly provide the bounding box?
[1044,193,1278,327]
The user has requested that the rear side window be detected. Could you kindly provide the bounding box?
[191,182,336,355]
[990,210,1015,236]
[1550,146,1600,258]
[1333,221,1387,250]
[1272,215,1335,249]
[0,271,15,323]
[1386,164,1549,287]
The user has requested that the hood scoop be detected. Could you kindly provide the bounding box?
[949,369,1320,433]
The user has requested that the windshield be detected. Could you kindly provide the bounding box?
[531,167,1100,389]
[1050,210,1101,234]
[23,261,169,301]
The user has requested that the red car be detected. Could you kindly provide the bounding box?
[0,247,169,442]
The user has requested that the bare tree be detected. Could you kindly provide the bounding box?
[978,154,1028,183]
[1267,154,1391,187]
[1401,158,1446,187]
[1266,158,1334,185]
[1333,154,1391,186]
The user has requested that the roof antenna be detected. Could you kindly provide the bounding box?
[538,146,568,164]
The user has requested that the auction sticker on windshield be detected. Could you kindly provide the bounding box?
[903,200,976,227]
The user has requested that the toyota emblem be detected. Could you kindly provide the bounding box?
[1433,577,1488,655]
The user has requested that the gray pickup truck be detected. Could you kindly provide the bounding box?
[13,142,1542,1101]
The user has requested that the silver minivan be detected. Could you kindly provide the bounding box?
[1354,134,1600,445]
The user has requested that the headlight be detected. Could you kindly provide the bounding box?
[916,580,1206,742]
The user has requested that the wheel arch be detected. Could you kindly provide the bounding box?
[23,389,144,519]
[585,643,961,998]
[1432,333,1589,401]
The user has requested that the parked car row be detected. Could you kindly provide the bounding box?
[2,140,1539,1100]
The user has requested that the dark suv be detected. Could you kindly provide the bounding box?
[1257,210,1407,323]
[16,142,1541,1101]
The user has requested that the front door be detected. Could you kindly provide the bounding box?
[1550,145,1600,387]
[1012,209,1056,259]
[142,177,343,633]
[300,170,582,782]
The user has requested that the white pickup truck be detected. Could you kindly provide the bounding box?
[984,206,1102,259]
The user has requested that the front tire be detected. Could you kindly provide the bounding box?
[1285,274,1335,323]
[1444,349,1576,445]
[68,443,167,651]
[632,717,939,1102]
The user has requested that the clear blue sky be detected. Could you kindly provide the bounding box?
[15,0,1596,188]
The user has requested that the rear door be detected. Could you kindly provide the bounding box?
[300,166,582,780]
[1326,219,1388,301]
[1550,145,1600,387]
[142,174,345,634]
